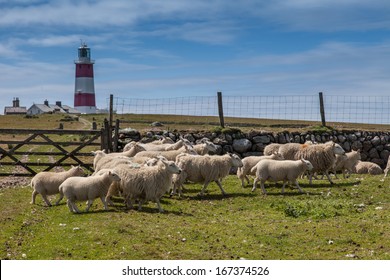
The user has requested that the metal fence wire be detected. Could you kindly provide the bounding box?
[109,93,390,125]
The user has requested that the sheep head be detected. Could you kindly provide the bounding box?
[228,153,243,167]
[300,158,313,171]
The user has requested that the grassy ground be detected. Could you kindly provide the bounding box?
[1,174,389,260]
[1,113,390,133]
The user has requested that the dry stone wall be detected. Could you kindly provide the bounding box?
[118,129,390,168]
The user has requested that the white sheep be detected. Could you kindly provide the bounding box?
[264,141,314,159]
[144,136,175,145]
[93,155,136,174]
[294,141,345,185]
[58,170,121,213]
[193,138,218,155]
[106,143,145,157]
[353,160,383,175]
[237,152,284,187]
[384,155,390,177]
[332,149,361,178]
[263,143,282,156]
[92,144,145,169]
[30,165,85,206]
[134,144,197,161]
[112,157,182,212]
[172,153,243,197]
[131,137,192,151]
[252,158,313,194]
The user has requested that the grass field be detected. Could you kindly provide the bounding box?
[1,174,389,260]
[1,113,390,260]
[2,113,390,133]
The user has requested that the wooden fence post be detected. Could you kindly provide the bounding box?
[319,92,326,126]
[217,91,225,128]
[103,118,112,152]
[113,119,120,152]
[109,94,114,128]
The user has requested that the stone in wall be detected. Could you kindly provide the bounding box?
[233,138,252,153]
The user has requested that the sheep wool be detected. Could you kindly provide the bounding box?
[354,160,383,175]
[294,141,345,185]
[263,143,282,156]
[172,153,243,197]
[93,155,136,174]
[134,144,197,161]
[237,152,284,187]
[137,137,191,151]
[332,150,361,178]
[252,158,313,194]
[193,139,218,155]
[384,155,390,177]
[30,165,85,206]
[113,158,182,212]
[58,170,121,213]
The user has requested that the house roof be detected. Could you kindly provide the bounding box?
[61,105,81,114]
[27,103,81,115]
[4,106,27,114]
[29,104,54,113]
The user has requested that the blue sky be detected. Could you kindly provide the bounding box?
[1,0,390,113]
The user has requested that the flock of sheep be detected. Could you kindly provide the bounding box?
[30,136,389,214]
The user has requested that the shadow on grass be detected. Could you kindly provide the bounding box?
[187,191,256,201]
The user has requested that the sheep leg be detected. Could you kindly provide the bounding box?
[240,176,245,188]
[199,181,211,196]
[100,196,108,210]
[324,170,334,184]
[41,193,52,207]
[252,177,259,192]
[105,184,118,206]
[177,184,184,198]
[156,199,164,213]
[260,180,267,195]
[215,180,227,196]
[105,195,115,207]
[85,199,94,212]
[124,195,134,210]
[294,180,304,193]
[245,175,251,185]
[55,192,64,206]
[281,181,287,194]
[31,190,38,204]
[170,183,179,197]
[308,173,313,186]
[67,199,80,213]
[137,199,144,211]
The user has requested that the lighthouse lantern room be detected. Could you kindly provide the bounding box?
[74,43,97,114]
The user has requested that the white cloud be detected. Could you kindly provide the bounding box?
[253,0,390,31]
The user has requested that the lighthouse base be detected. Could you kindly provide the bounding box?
[75,106,97,114]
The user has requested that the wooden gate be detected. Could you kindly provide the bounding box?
[0,128,109,177]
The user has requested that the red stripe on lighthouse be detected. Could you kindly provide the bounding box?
[74,93,96,107]
[75,64,94,78]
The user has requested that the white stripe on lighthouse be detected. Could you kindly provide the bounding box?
[75,77,95,94]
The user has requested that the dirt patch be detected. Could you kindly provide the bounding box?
[0,176,30,189]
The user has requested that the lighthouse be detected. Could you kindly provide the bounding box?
[74,43,96,114]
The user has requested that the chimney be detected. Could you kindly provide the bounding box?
[44,99,49,106]
[56,101,62,107]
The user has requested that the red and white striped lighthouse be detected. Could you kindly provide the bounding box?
[74,43,96,114]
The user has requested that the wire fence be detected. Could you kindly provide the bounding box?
[109,93,390,125]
